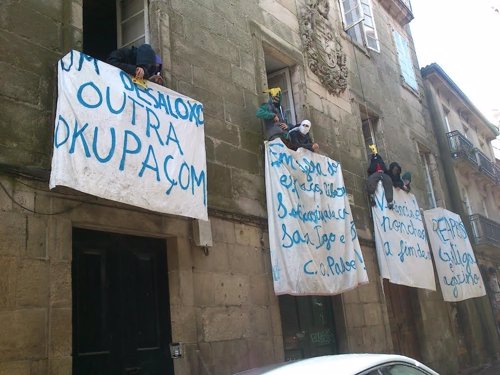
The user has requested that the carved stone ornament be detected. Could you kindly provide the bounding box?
[300,0,348,96]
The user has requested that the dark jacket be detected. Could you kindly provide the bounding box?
[367,154,387,175]
[255,98,289,140]
[107,44,157,79]
[386,162,404,189]
[288,126,314,151]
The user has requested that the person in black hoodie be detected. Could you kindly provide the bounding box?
[366,144,394,209]
[386,162,404,190]
[107,44,164,85]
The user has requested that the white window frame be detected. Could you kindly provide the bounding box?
[116,0,150,49]
[267,68,297,125]
[393,29,418,92]
[443,106,452,133]
[417,144,437,209]
[339,0,380,52]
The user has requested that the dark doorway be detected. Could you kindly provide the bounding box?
[383,280,422,360]
[83,0,117,60]
[72,228,173,375]
[279,295,338,361]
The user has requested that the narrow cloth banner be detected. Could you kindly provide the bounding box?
[50,51,207,220]
[372,183,436,290]
[265,139,368,295]
[423,207,485,301]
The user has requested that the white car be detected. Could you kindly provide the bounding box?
[235,354,439,375]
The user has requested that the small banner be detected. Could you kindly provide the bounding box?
[372,183,436,290]
[423,208,485,301]
[50,51,207,220]
[265,139,368,295]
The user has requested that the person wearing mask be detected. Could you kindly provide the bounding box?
[366,144,394,209]
[287,119,319,152]
[401,171,412,192]
[256,87,290,141]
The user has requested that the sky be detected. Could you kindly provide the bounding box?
[410,0,500,128]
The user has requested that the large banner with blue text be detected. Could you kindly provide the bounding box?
[423,208,485,301]
[265,139,368,295]
[50,51,207,220]
[372,184,436,290]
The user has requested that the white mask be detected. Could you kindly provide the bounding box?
[299,120,311,135]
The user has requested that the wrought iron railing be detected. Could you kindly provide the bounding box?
[476,149,496,181]
[446,131,498,183]
[469,214,500,247]
[447,131,478,166]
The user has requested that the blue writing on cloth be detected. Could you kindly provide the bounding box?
[423,207,485,301]
[372,183,436,290]
[265,139,368,295]
[50,51,207,220]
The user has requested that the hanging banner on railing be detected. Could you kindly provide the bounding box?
[372,184,436,290]
[50,51,207,220]
[265,139,368,295]
[423,208,485,302]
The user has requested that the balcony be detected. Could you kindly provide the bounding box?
[446,130,498,184]
[378,0,414,25]
[469,214,500,249]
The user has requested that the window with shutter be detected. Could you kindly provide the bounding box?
[339,0,380,52]
[117,0,150,48]
[393,30,418,91]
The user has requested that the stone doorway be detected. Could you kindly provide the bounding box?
[72,228,173,375]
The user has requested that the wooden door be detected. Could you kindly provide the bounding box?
[279,295,338,361]
[72,228,173,375]
[383,280,422,361]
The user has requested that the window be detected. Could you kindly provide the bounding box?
[267,68,297,125]
[443,106,452,133]
[393,30,418,91]
[361,117,379,152]
[116,0,150,48]
[339,0,380,52]
[83,0,149,60]
[418,149,437,208]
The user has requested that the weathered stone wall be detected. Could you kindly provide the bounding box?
[0,174,281,375]
[1,0,494,374]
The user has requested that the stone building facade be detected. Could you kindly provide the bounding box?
[422,63,500,365]
[0,1,498,375]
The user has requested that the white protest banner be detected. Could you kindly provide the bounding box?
[372,184,436,290]
[265,139,368,295]
[50,51,207,220]
[423,208,485,301]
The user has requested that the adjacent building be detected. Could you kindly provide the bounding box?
[0,1,498,375]
[422,63,500,359]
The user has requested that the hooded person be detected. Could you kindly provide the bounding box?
[401,171,412,192]
[366,144,394,209]
[107,44,163,84]
[386,162,404,189]
[288,119,319,152]
[255,87,290,141]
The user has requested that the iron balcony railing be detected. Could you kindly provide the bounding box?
[469,214,500,247]
[476,149,496,181]
[446,130,498,183]
[447,130,478,165]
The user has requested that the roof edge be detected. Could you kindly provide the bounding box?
[421,63,499,137]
